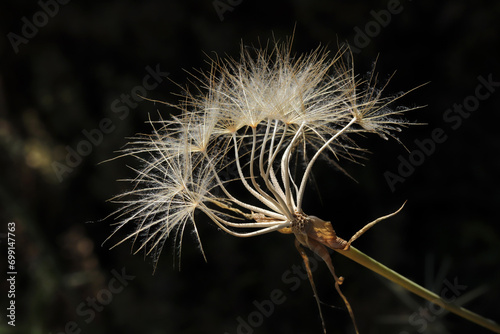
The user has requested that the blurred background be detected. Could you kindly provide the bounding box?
[1,1,499,333]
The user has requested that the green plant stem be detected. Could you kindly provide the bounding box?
[335,246,500,333]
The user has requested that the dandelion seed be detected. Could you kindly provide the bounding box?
[105,39,419,333]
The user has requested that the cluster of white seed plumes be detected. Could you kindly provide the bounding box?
[106,41,411,267]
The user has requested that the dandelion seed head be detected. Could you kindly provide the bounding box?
[105,38,418,267]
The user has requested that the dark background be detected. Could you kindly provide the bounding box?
[1,1,499,333]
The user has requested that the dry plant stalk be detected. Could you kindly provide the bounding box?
[104,39,500,333]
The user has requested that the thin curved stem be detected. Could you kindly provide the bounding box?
[334,246,500,333]
[199,151,286,221]
[297,117,356,211]
[202,207,290,237]
[262,121,287,204]
[231,133,284,215]
[254,124,292,217]
[249,127,284,209]
[281,122,306,211]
